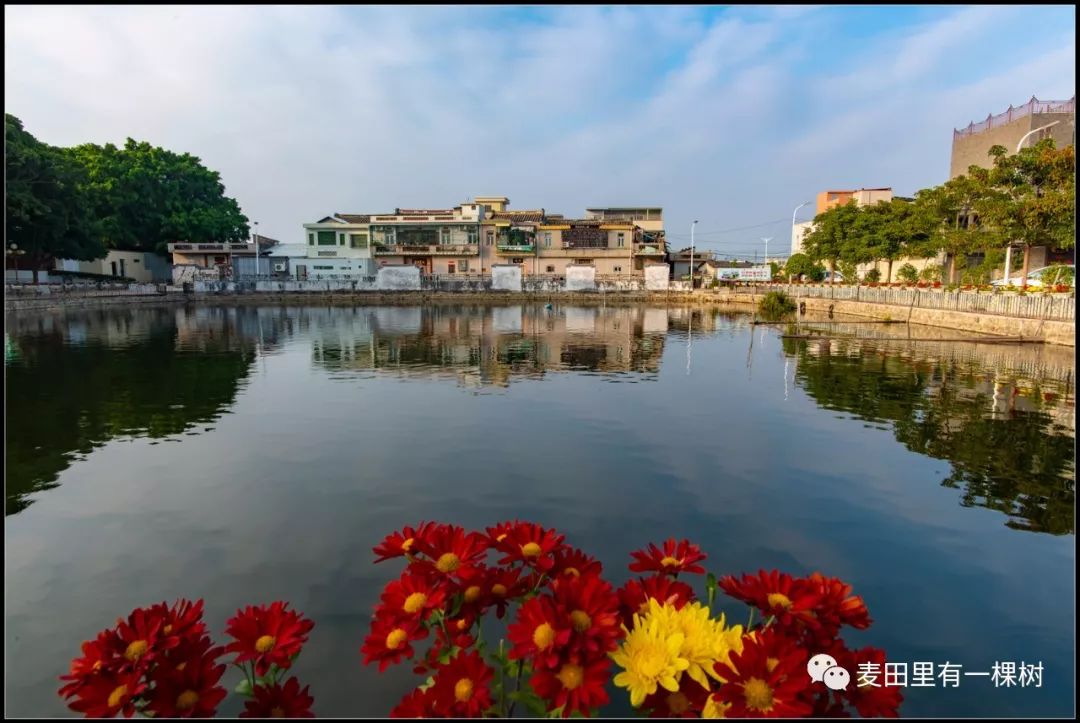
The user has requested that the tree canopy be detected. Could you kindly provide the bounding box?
[5,114,249,270]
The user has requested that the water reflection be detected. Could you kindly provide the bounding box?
[782,334,1075,534]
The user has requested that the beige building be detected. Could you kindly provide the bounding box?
[790,188,894,256]
[371,204,482,275]
[950,96,1075,179]
[55,249,170,283]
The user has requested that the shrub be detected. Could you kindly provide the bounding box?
[897,264,919,284]
[919,264,943,282]
[758,290,797,319]
[1042,265,1075,287]
[863,268,881,283]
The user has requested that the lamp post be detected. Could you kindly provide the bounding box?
[791,201,811,254]
[761,237,773,265]
[253,221,260,279]
[688,220,698,289]
[1015,121,1061,153]
[7,243,27,283]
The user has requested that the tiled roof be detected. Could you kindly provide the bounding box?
[490,210,545,223]
[337,214,371,223]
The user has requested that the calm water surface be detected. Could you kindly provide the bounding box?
[5,304,1075,717]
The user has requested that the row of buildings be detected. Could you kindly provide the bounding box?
[790,95,1075,281]
[166,197,669,283]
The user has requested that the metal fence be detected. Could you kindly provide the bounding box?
[741,284,1075,321]
[953,96,1075,139]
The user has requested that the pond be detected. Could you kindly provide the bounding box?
[4,303,1075,717]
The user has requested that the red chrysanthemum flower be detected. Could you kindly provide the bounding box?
[148,598,208,646]
[642,677,711,718]
[111,605,169,671]
[628,539,708,576]
[434,612,477,650]
[508,595,571,671]
[390,687,435,718]
[807,572,871,641]
[239,677,315,718]
[224,601,315,677]
[361,616,428,672]
[617,575,696,627]
[712,627,812,717]
[65,669,147,718]
[832,644,902,718]
[718,570,822,632]
[430,649,495,717]
[489,521,566,572]
[146,642,227,718]
[373,522,437,564]
[551,573,623,658]
[550,547,603,580]
[413,524,488,580]
[530,656,611,717]
[379,570,448,622]
[59,631,121,698]
[484,566,528,619]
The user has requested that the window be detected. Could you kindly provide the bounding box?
[111,261,118,276]
[317,231,336,246]
[441,227,451,245]
[486,231,494,246]
[828,193,838,201]
[313,265,334,270]
[574,259,593,265]
[308,233,315,245]
[544,232,552,248]
[511,257,525,264]
[467,227,478,244]
[339,234,345,246]
[448,262,456,274]
[459,260,468,272]
[350,233,369,248]
[617,233,625,247]
[614,266,622,273]
[546,265,555,273]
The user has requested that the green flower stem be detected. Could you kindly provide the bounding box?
[506,659,524,718]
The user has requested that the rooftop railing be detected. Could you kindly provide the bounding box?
[954,96,1075,139]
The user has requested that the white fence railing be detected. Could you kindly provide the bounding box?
[740,284,1075,321]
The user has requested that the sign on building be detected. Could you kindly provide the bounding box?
[715,266,772,281]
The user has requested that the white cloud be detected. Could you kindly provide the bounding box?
[4,5,1075,254]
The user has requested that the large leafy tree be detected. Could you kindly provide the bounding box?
[5,114,104,274]
[72,139,250,253]
[802,200,861,283]
[783,253,824,282]
[913,172,1001,284]
[976,139,1075,287]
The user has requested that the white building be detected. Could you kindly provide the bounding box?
[296,214,375,279]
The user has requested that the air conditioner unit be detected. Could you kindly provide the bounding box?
[273,263,287,272]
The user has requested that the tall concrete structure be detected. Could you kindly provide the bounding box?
[950,96,1075,179]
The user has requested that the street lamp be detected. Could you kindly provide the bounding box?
[761,237,773,265]
[253,221,260,279]
[689,220,698,288]
[7,242,27,282]
[1016,121,1060,153]
[791,201,811,253]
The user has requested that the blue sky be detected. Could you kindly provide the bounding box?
[4,5,1075,257]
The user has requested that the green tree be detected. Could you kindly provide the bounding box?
[802,200,860,284]
[5,114,104,276]
[977,140,1075,288]
[783,253,824,281]
[71,139,250,253]
[913,173,999,284]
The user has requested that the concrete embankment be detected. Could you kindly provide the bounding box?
[725,293,1075,347]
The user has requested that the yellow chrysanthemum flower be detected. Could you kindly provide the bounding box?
[650,601,745,688]
[702,695,730,719]
[611,600,691,707]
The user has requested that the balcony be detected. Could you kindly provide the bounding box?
[633,244,665,256]
[373,244,479,256]
[496,243,535,255]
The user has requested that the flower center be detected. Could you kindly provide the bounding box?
[176,662,187,671]
[532,623,555,649]
[436,553,460,573]
[107,685,128,709]
[464,586,482,603]
[667,692,690,714]
[496,533,508,542]
[401,537,415,552]
[564,567,581,578]
[270,706,286,718]
[521,542,542,558]
[176,690,200,711]
[403,592,429,614]
[255,635,276,653]
[557,664,584,691]
[766,593,793,610]
[386,628,409,650]
[163,624,174,635]
[92,661,103,672]
[660,556,681,567]
[123,640,149,661]
[570,610,592,632]
[454,678,474,703]
[491,584,508,597]
[766,657,779,674]
[634,642,670,679]
[743,677,775,712]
